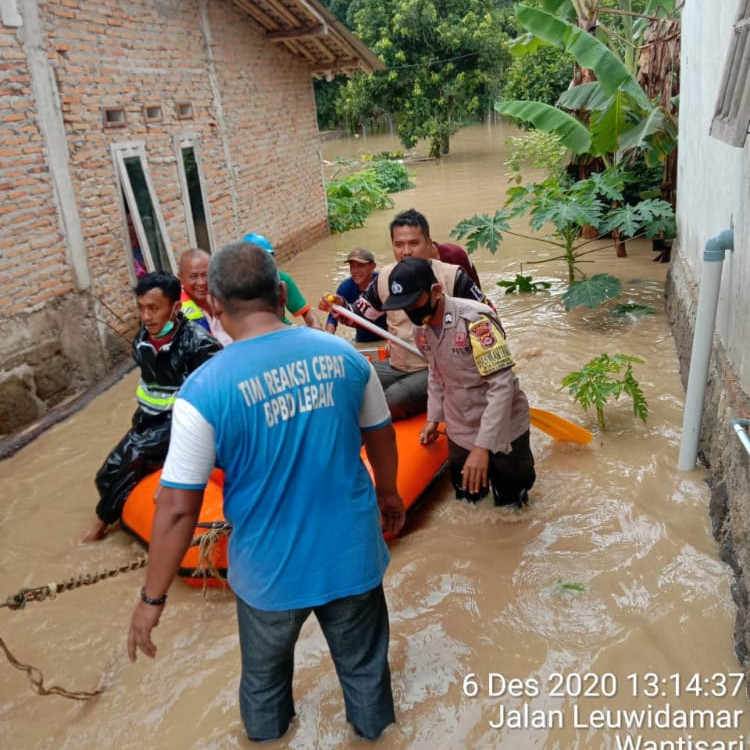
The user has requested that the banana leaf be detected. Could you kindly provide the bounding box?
[557,81,612,112]
[495,100,592,154]
[515,5,651,110]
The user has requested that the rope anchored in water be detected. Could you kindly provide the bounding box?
[0,634,104,700]
[0,553,149,701]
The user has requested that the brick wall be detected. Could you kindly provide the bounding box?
[0,0,332,437]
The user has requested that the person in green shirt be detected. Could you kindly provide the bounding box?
[242,233,320,329]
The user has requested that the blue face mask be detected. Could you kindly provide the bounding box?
[154,320,175,338]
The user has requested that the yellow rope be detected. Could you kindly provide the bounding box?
[191,523,231,590]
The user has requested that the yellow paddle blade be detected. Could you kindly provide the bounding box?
[529,407,592,445]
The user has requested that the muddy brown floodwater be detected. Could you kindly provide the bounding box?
[1,124,748,749]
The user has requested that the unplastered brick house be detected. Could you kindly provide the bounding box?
[0,0,382,441]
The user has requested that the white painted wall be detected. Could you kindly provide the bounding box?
[677,0,750,391]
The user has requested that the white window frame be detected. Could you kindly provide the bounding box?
[112,141,176,272]
[711,0,750,147]
[174,133,216,253]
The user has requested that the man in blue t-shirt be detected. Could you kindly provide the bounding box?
[126,241,405,743]
[325,247,387,343]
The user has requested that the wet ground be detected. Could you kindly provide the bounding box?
[0,124,746,749]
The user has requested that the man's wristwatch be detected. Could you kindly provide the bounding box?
[140,587,167,606]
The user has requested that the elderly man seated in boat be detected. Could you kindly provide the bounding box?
[81,271,222,542]
[319,209,487,420]
[178,248,232,346]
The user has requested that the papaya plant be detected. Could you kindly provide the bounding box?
[325,169,393,233]
[561,353,648,431]
[497,272,552,294]
[451,166,675,309]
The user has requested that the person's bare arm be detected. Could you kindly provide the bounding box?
[127,487,203,661]
[361,423,405,536]
[302,308,321,329]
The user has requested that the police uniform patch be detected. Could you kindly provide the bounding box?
[468,315,514,375]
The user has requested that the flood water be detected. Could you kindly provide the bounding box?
[1,124,747,749]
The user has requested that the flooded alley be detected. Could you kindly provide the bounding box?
[0,124,746,749]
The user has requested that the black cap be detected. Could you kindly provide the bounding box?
[382,258,437,310]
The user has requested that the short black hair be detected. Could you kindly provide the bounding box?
[390,208,430,239]
[208,241,281,315]
[134,272,181,303]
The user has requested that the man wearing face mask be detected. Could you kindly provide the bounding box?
[81,272,222,542]
[382,258,535,509]
[320,248,487,420]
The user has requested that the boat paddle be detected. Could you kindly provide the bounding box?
[329,301,592,445]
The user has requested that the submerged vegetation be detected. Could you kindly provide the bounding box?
[561,353,649,431]
[326,158,414,233]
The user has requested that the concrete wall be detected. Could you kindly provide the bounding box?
[667,0,750,664]
[0,0,330,438]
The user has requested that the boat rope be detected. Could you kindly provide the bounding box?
[0,554,148,611]
[0,553,148,701]
[191,522,232,586]
[0,634,103,701]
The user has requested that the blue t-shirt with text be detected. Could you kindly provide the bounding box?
[177,327,391,610]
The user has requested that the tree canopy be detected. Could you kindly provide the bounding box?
[322,0,514,157]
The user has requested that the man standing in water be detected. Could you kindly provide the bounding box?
[390,208,480,286]
[381,257,535,508]
[81,272,221,542]
[127,241,405,742]
[319,209,486,420]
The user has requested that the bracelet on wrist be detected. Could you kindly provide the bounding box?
[140,587,167,606]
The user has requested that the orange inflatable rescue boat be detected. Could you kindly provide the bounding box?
[120,413,448,587]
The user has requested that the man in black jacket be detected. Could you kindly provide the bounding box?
[81,272,221,542]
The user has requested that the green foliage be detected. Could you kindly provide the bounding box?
[336,0,512,156]
[556,580,586,593]
[562,274,622,310]
[452,212,512,255]
[497,273,552,294]
[502,45,575,108]
[314,76,349,131]
[325,169,394,234]
[452,165,675,307]
[611,303,656,317]
[561,353,649,431]
[363,150,406,161]
[369,160,414,193]
[504,129,568,185]
[498,4,679,170]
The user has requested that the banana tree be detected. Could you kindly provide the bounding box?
[497,4,678,169]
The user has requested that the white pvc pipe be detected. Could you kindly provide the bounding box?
[678,229,734,470]
[331,303,424,359]
[731,419,750,457]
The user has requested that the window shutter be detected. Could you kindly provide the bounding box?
[711,0,750,147]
